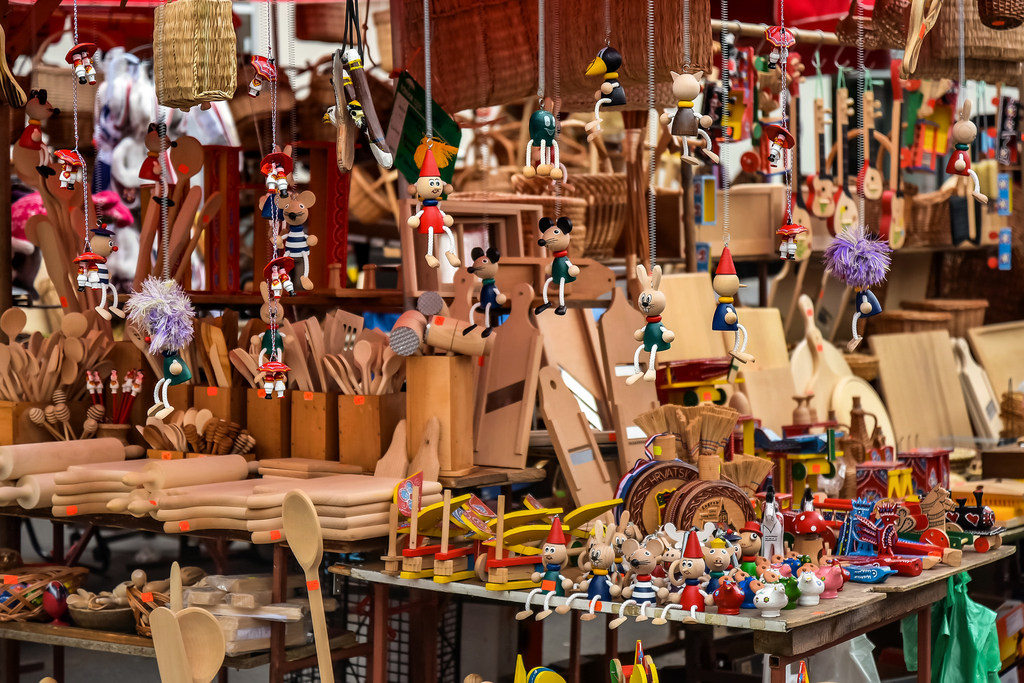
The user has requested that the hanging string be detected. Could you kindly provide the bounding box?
[287,0,297,148]
[265,0,278,154]
[720,0,731,247]
[71,0,91,246]
[647,0,656,267]
[779,0,792,222]
[552,0,562,217]
[604,0,611,46]
[537,0,545,106]
[155,1,170,278]
[957,0,966,93]
[855,0,866,237]
[682,0,691,68]
[424,0,434,141]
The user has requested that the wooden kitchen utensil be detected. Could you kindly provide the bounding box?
[176,606,226,683]
[150,606,191,683]
[170,562,182,612]
[121,455,249,492]
[0,438,127,480]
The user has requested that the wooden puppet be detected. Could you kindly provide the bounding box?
[534,217,578,316]
[610,641,660,683]
[516,519,572,621]
[661,531,708,622]
[560,521,618,620]
[408,148,460,269]
[609,537,669,628]
[763,123,795,168]
[522,109,563,179]
[265,256,296,300]
[823,230,891,351]
[764,26,795,70]
[661,71,720,166]
[464,247,506,336]
[125,277,195,419]
[627,264,674,385]
[258,360,289,399]
[76,224,124,320]
[737,522,762,575]
[55,150,84,190]
[711,247,753,363]
[261,152,292,199]
[947,100,988,204]
[275,191,318,291]
[66,43,98,85]
[343,48,394,169]
[777,222,807,261]
[761,486,785,558]
[584,46,625,141]
[16,90,59,176]
[139,122,176,188]
[256,286,288,398]
[248,55,277,97]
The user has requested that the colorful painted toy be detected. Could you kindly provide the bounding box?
[248,55,277,98]
[609,536,668,628]
[516,519,572,621]
[66,42,98,85]
[712,247,753,363]
[662,71,719,166]
[407,148,459,269]
[523,109,563,179]
[764,26,795,69]
[754,581,787,617]
[275,191,318,291]
[610,641,659,683]
[947,100,988,204]
[465,247,506,337]
[627,264,674,385]
[584,46,625,141]
[55,149,84,189]
[534,217,578,316]
[77,223,123,320]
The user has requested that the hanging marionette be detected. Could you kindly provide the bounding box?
[583,46,625,141]
[712,247,754,363]
[825,229,891,352]
[76,223,124,320]
[265,256,295,300]
[763,123,795,168]
[18,90,59,176]
[258,360,290,399]
[776,222,807,261]
[248,55,277,98]
[54,150,84,189]
[261,151,292,199]
[627,264,674,385]
[947,100,988,204]
[66,43,98,85]
[125,277,195,419]
[407,148,460,269]
[275,191,318,291]
[465,247,506,337]
[662,71,720,166]
[522,109,563,179]
[534,217,578,316]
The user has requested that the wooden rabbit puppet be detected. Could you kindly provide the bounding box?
[947,100,988,204]
[661,71,720,166]
[627,264,674,385]
[559,521,619,620]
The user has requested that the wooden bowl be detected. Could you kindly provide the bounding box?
[68,606,136,633]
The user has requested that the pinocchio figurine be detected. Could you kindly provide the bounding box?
[66,43,98,85]
[662,71,719,166]
[947,100,988,204]
[83,224,123,320]
[248,55,277,98]
[712,247,754,363]
[55,150,84,190]
[535,216,578,316]
[258,360,289,399]
[776,222,807,261]
[261,152,292,199]
[583,45,625,141]
[517,519,571,621]
[522,109,563,179]
[407,148,459,269]
[627,263,674,385]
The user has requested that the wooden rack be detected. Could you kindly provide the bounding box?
[711,20,841,45]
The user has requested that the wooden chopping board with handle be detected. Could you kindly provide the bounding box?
[53,458,150,485]
[968,321,1024,400]
[952,337,1002,441]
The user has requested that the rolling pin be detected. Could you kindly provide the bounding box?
[51,491,127,506]
[424,315,497,357]
[162,518,251,534]
[247,476,443,509]
[121,455,249,492]
[149,478,278,510]
[54,481,134,496]
[54,459,151,485]
[0,438,128,480]
[0,473,59,509]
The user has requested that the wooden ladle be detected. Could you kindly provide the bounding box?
[282,490,334,683]
[177,607,226,683]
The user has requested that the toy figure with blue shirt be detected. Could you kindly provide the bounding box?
[627,263,674,385]
[464,247,506,337]
[712,247,754,363]
[516,519,572,621]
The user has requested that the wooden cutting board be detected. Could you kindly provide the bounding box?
[829,375,896,446]
[657,272,727,362]
[536,307,609,427]
[869,330,973,447]
[53,481,135,495]
[738,365,798,434]
[163,518,251,533]
[596,289,660,471]
[256,468,341,480]
[249,523,391,544]
[968,321,1024,398]
[952,337,1002,441]
[151,478,279,510]
[246,476,443,509]
[257,459,363,474]
[0,438,127,480]
[730,308,789,371]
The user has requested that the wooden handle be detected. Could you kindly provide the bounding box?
[304,568,335,683]
[0,438,126,480]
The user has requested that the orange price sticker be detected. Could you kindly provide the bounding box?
[149,500,157,506]
[66,505,78,515]
[304,392,314,400]
[161,451,172,460]
[478,356,485,367]
[141,592,154,603]
[207,387,218,396]
[270,530,281,541]
[179,521,190,532]
[258,388,266,398]
[306,579,320,591]
[3,575,18,584]
[354,395,365,405]
[59,296,68,308]
[435,316,446,325]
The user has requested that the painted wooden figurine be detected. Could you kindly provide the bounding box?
[777,222,807,261]
[627,264,674,385]
[761,486,785,558]
[516,519,572,621]
[947,100,988,204]
[465,247,506,337]
[609,537,668,628]
[754,582,787,618]
[712,247,754,363]
[258,360,290,399]
[125,277,195,420]
[737,522,762,575]
[17,90,59,176]
[275,191,318,291]
[796,566,825,606]
[522,109,563,179]
[261,152,292,199]
[535,217,578,316]
[265,256,296,300]
[764,26,795,70]
[408,148,460,269]
[584,46,625,141]
[763,123,795,167]
[139,122,174,187]
[663,531,708,622]
[823,231,891,352]
[248,55,277,97]
[54,150,84,190]
[705,577,745,615]
[79,224,123,320]
[610,641,660,683]
[661,71,719,166]
[66,43,98,85]
[560,521,618,620]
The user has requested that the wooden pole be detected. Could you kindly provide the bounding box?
[0,89,11,344]
[681,163,696,272]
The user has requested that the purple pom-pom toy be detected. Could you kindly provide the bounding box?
[823,232,892,352]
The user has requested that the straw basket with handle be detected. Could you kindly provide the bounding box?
[911,0,1024,80]
[126,584,170,636]
[0,566,88,622]
[153,0,236,110]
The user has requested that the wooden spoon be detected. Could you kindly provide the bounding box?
[0,347,20,399]
[375,349,401,395]
[353,340,373,395]
[1,308,27,343]
[170,561,183,612]
[150,606,191,683]
[282,490,334,683]
[177,607,226,683]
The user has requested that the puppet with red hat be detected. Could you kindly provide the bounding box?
[738,521,762,575]
[662,530,709,622]
[516,519,571,621]
[406,148,460,269]
[712,247,754,363]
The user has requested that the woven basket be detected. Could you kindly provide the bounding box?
[915,0,1024,78]
[906,183,954,248]
[0,566,88,622]
[978,0,1024,29]
[154,0,236,110]
[295,3,347,42]
[844,352,879,382]
[446,191,589,258]
[837,0,913,49]
[30,34,102,122]
[295,56,337,144]
[901,299,988,338]
[869,310,953,336]
[373,10,394,73]
[126,585,170,637]
[350,166,400,226]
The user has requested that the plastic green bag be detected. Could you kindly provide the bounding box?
[900,573,1001,682]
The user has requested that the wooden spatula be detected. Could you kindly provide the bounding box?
[282,490,335,683]
[150,606,191,683]
[170,561,183,612]
[177,607,226,683]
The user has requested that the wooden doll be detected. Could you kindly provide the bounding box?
[712,247,754,363]
[54,150,84,190]
[125,277,195,420]
[609,537,668,628]
[17,90,58,177]
[275,191,318,291]
[702,537,736,593]
[534,217,578,316]
[139,122,175,187]
[823,231,891,351]
[737,522,762,575]
[516,520,572,621]
[627,264,674,385]
[66,43,98,85]
[761,486,785,559]
[763,123,795,168]
[465,247,506,336]
[81,224,124,320]
[248,55,276,98]
[265,256,295,300]
[407,149,460,269]
[947,100,988,204]
[583,46,625,141]
[258,360,289,399]
[661,531,708,623]
[560,521,618,620]
[522,109,563,179]
[763,26,795,70]
[776,222,807,261]
[661,71,719,166]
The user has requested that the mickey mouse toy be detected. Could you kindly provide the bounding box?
[535,217,578,316]
[464,247,506,337]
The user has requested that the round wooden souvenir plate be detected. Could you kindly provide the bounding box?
[664,479,754,531]
[623,461,699,536]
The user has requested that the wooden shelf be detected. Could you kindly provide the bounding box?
[185,289,406,312]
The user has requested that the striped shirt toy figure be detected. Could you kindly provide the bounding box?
[84,224,124,320]
[609,537,669,629]
[275,191,318,291]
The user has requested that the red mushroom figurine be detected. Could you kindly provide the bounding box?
[54,149,85,189]
[66,43,99,85]
[249,55,277,97]
[791,491,828,562]
[258,359,290,399]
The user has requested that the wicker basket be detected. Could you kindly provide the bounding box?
[837,0,913,49]
[900,299,988,338]
[0,566,88,622]
[869,310,954,336]
[30,34,102,122]
[126,585,170,637]
[446,192,588,258]
[978,0,1024,28]
[919,0,1024,66]
[295,3,347,43]
[350,166,400,226]
[295,56,337,144]
[906,183,954,248]
[844,353,880,382]
[154,0,236,109]
[229,61,296,153]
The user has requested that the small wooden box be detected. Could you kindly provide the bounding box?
[0,401,52,444]
[193,386,245,425]
[406,355,474,476]
[898,448,951,497]
[166,384,194,413]
[338,393,405,472]
[290,391,339,460]
[247,388,292,460]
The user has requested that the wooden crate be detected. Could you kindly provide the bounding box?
[290,391,339,460]
[338,393,405,473]
[247,388,291,461]
[193,386,245,426]
[406,355,474,476]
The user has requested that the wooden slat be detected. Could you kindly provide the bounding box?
[968,321,1024,399]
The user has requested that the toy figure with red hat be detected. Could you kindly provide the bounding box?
[407,148,460,269]
[516,519,571,621]
[258,359,290,399]
[262,151,293,199]
[55,149,85,190]
[66,42,98,85]
[84,223,124,320]
[738,521,762,575]
[660,530,708,622]
[712,246,754,363]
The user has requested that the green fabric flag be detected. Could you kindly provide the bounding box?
[900,573,1001,682]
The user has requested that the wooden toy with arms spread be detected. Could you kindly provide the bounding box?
[627,264,674,385]
[408,149,460,269]
[534,217,578,316]
[662,71,719,166]
[523,109,563,179]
